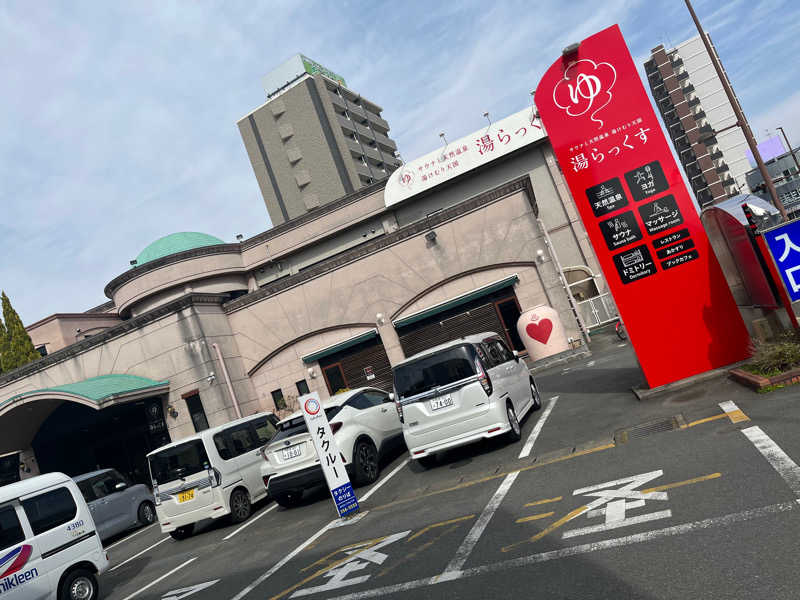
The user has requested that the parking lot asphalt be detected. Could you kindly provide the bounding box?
[97,335,800,600]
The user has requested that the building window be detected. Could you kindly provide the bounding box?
[295,380,310,396]
[35,345,48,357]
[185,393,209,432]
[272,389,287,410]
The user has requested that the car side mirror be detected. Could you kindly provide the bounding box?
[389,392,396,402]
[115,482,127,491]
[513,350,521,363]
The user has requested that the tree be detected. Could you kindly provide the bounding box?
[0,317,8,374]
[1,292,39,371]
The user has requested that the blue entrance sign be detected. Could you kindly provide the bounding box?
[764,220,800,302]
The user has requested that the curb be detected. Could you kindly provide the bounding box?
[527,348,593,374]
[632,359,751,401]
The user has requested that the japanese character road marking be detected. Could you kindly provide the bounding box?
[562,470,670,539]
[291,531,410,598]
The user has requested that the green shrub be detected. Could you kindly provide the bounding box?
[748,333,800,376]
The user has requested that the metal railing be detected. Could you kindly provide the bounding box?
[577,292,619,330]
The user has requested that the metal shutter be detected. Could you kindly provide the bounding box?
[320,340,394,393]
[398,302,505,358]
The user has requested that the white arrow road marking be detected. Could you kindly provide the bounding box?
[163,580,220,600]
[120,558,197,600]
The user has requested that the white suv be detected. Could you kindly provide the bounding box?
[261,388,403,508]
[392,332,541,466]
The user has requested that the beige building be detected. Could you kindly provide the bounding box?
[238,54,402,226]
[645,35,751,206]
[0,111,608,485]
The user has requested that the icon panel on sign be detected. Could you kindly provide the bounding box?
[585,177,629,217]
[624,160,669,201]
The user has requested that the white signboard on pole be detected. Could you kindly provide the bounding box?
[299,392,360,518]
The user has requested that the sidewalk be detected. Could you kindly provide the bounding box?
[530,331,764,453]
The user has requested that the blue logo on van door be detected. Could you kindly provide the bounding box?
[0,545,39,595]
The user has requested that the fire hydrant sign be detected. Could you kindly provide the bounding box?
[535,24,750,388]
[299,392,359,518]
[764,220,800,301]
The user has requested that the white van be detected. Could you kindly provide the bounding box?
[147,412,278,540]
[0,472,109,600]
[392,332,541,466]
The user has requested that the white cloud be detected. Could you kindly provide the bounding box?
[1,0,798,324]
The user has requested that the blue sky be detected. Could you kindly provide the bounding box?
[2,0,799,324]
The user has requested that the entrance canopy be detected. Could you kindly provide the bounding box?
[0,374,169,455]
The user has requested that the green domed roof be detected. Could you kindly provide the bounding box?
[135,232,226,265]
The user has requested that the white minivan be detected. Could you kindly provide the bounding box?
[392,332,541,466]
[147,412,278,540]
[0,472,109,600]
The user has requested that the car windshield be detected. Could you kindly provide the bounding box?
[148,440,210,484]
[394,345,477,400]
[271,406,343,443]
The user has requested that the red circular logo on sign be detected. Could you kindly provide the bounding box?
[304,398,320,415]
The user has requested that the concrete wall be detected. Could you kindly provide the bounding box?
[2,297,256,448]
[228,186,580,408]
[27,314,123,355]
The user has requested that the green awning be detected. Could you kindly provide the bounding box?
[302,330,378,364]
[393,274,519,329]
[2,374,169,410]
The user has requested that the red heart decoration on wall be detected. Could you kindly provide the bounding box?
[526,319,553,344]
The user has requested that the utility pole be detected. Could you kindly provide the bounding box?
[683,0,789,221]
[777,126,800,174]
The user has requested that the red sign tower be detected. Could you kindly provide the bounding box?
[535,25,750,388]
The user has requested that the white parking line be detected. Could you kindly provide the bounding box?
[223,503,278,541]
[324,501,799,599]
[110,536,170,572]
[741,426,800,496]
[230,523,333,600]
[444,471,519,574]
[518,396,558,459]
[229,454,410,600]
[105,523,156,550]
[119,557,197,600]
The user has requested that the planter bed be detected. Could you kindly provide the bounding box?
[729,366,800,391]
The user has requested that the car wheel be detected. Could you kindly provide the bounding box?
[275,491,303,508]
[137,501,156,526]
[530,378,542,411]
[229,489,252,524]
[59,569,98,600]
[417,455,437,469]
[353,439,379,485]
[506,403,522,442]
[169,524,194,540]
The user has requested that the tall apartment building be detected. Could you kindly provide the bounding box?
[645,34,751,206]
[238,54,402,226]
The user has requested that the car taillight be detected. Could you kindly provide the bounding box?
[331,422,343,434]
[262,475,271,489]
[475,357,493,396]
[153,483,161,505]
[395,399,404,423]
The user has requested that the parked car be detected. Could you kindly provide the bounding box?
[262,388,403,508]
[0,472,109,600]
[74,469,156,542]
[392,332,541,466]
[147,411,278,540]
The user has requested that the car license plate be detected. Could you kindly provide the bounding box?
[177,489,195,503]
[430,396,454,411]
[282,445,302,461]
